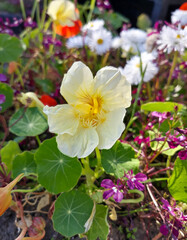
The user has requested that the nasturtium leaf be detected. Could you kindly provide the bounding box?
[101,141,139,178]
[141,102,184,113]
[34,78,54,94]
[0,33,23,63]
[149,131,183,156]
[35,137,82,194]
[168,158,187,203]
[0,82,13,113]
[0,141,21,172]
[9,107,48,136]
[12,151,36,178]
[52,190,94,237]
[87,205,109,240]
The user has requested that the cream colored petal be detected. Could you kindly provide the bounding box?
[56,127,99,158]
[94,67,131,111]
[60,61,93,104]
[43,104,79,135]
[96,108,126,149]
[47,0,65,20]
[18,92,44,109]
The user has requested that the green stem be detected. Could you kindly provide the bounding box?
[166,156,171,177]
[120,189,144,204]
[15,68,24,87]
[40,0,48,30]
[94,147,104,178]
[119,208,150,216]
[87,0,96,22]
[36,0,41,28]
[20,0,26,20]
[146,81,152,101]
[36,135,41,146]
[11,184,42,193]
[31,0,38,20]
[143,177,168,183]
[81,157,95,188]
[164,51,178,97]
[149,136,168,163]
[149,163,166,167]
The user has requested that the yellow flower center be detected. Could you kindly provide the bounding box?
[97,38,104,45]
[56,5,65,20]
[74,91,106,128]
[176,34,181,39]
[136,63,140,68]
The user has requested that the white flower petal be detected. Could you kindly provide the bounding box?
[43,104,79,135]
[56,127,99,158]
[60,61,93,104]
[94,67,131,109]
[96,108,126,149]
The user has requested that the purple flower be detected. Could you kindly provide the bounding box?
[101,179,124,202]
[160,224,169,236]
[178,149,187,160]
[151,111,172,123]
[134,135,150,145]
[0,74,7,82]
[24,17,37,29]
[0,94,5,104]
[124,170,147,191]
[161,198,177,217]
[97,0,112,10]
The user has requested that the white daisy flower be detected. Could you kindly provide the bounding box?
[157,25,187,54]
[120,28,147,53]
[171,9,187,26]
[111,36,122,49]
[88,28,112,55]
[66,35,89,49]
[82,19,105,35]
[44,61,131,158]
[122,52,159,85]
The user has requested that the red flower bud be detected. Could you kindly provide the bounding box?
[40,94,57,106]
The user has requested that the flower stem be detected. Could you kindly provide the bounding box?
[94,147,104,178]
[87,0,96,22]
[164,51,178,98]
[120,189,144,204]
[36,135,41,146]
[146,81,152,101]
[166,155,171,177]
[11,184,42,193]
[20,0,26,20]
[81,157,95,188]
[143,177,168,183]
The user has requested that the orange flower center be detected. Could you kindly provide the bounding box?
[97,39,104,45]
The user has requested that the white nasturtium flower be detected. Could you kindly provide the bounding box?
[47,0,78,27]
[44,61,131,158]
[18,92,44,108]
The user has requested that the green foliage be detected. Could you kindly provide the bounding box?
[141,102,184,113]
[9,107,48,136]
[0,82,13,113]
[34,78,54,94]
[35,137,82,194]
[168,158,187,203]
[12,151,36,178]
[101,141,139,178]
[52,190,93,237]
[0,141,21,173]
[0,33,23,63]
[87,204,109,240]
[102,11,129,29]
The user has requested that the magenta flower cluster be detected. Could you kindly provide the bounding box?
[160,198,187,239]
[101,170,147,202]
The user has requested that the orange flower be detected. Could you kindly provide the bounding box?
[179,2,187,10]
[8,61,18,74]
[47,0,82,38]
[40,94,57,106]
[0,173,24,216]
[53,19,82,38]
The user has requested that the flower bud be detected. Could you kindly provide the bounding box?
[18,92,44,108]
[0,173,24,216]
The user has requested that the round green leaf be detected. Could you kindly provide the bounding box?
[52,190,94,237]
[12,151,36,178]
[0,82,13,113]
[141,101,184,113]
[86,205,109,240]
[0,33,23,63]
[35,137,82,194]
[9,107,48,136]
[101,141,139,178]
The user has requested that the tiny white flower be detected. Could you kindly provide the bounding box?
[157,25,187,54]
[111,36,122,49]
[44,61,131,158]
[88,28,112,55]
[82,19,105,36]
[120,28,147,53]
[66,35,89,49]
[121,52,159,85]
[171,9,187,26]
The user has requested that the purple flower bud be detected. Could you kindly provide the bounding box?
[0,94,6,104]
[160,224,169,236]
[178,150,187,160]
[0,74,7,82]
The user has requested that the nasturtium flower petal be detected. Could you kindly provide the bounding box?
[96,108,126,149]
[56,126,99,158]
[43,104,79,135]
[60,61,93,104]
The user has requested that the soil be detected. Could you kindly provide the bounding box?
[0,209,162,240]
